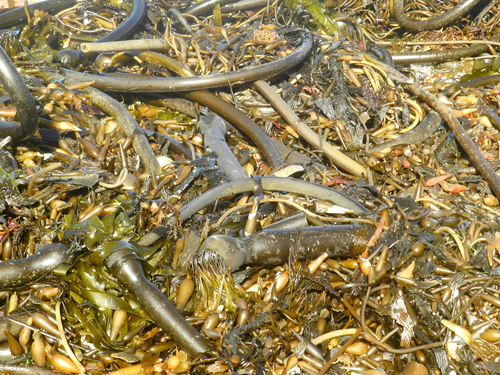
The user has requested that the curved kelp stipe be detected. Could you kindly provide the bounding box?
[63,36,313,92]
[0,0,76,29]
[370,110,442,153]
[138,176,369,247]
[135,52,284,168]
[392,0,483,32]
[0,243,79,289]
[93,0,147,43]
[104,245,214,356]
[0,47,38,141]
[182,91,283,168]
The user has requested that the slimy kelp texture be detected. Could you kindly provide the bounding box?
[0,243,79,290]
[104,244,214,356]
[199,223,373,271]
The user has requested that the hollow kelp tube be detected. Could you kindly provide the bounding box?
[198,114,248,181]
[370,110,442,153]
[62,36,313,92]
[0,0,76,29]
[178,176,368,216]
[93,0,147,43]
[104,248,214,356]
[138,176,369,246]
[0,46,38,141]
[0,243,77,289]
[461,74,500,88]
[184,0,236,16]
[392,44,491,65]
[81,39,171,54]
[262,212,308,231]
[392,0,482,32]
[200,223,372,271]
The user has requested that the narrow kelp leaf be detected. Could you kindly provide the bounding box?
[80,289,140,314]
[75,260,106,292]
[65,256,146,317]
[54,263,73,277]
[62,201,139,251]
[192,248,242,312]
[67,301,122,351]
[62,214,109,249]
[90,240,153,265]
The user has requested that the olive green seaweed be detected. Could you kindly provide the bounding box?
[284,0,338,34]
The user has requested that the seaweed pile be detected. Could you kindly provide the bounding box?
[0,0,499,374]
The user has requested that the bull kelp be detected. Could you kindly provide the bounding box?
[0,0,500,374]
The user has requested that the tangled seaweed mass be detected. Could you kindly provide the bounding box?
[1,0,500,374]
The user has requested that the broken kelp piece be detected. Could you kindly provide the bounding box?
[43,173,99,187]
[103,242,214,356]
[392,43,493,65]
[198,114,248,182]
[370,110,442,153]
[0,243,80,289]
[198,223,372,271]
